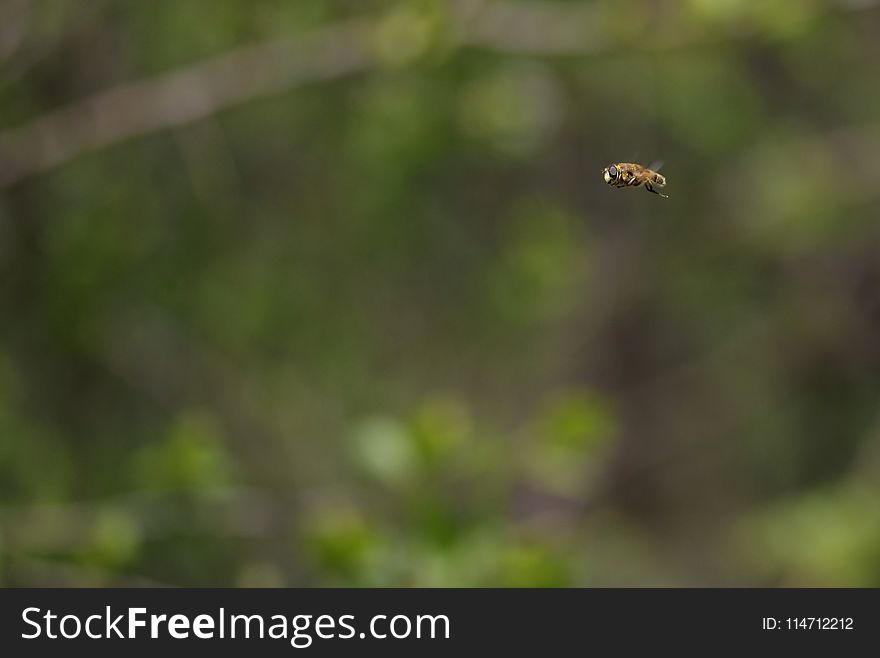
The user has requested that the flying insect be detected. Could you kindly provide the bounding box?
[603,162,668,198]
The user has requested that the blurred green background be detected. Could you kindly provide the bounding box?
[2,0,880,587]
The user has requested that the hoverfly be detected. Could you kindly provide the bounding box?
[603,162,668,198]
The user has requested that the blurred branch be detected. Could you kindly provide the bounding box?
[0,0,30,64]
[450,0,606,55]
[1,0,879,187]
[0,19,374,187]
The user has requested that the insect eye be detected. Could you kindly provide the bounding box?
[608,165,617,179]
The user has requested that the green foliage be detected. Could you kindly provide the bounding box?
[133,411,233,492]
[1,0,879,586]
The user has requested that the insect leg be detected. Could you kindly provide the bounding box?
[645,183,668,198]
